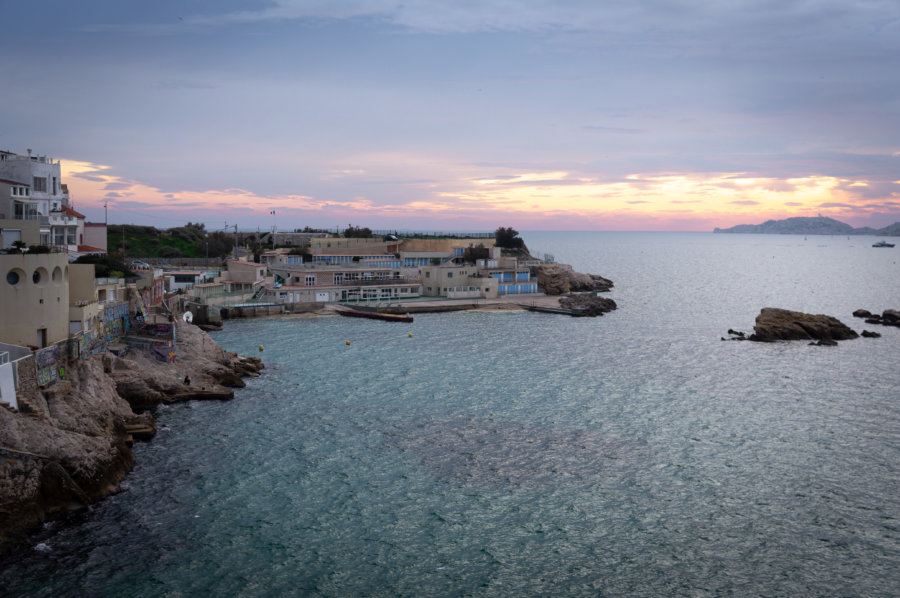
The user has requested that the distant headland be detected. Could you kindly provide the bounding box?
[713,216,900,236]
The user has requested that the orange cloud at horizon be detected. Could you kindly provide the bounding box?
[61,160,898,231]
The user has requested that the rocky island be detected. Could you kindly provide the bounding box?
[713,216,900,236]
[724,307,882,345]
[0,322,262,553]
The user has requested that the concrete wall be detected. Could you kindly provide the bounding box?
[401,238,496,253]
[309,237,398,255]
[83,222,107,250]
[224,260,266,283]
[0,252,70,347]
[68,263,97,303]
[0,358,17,410]
[0,218,41,249]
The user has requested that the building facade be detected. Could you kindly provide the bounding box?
[0,252,71,347]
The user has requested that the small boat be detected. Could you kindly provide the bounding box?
[337,308,413,323]
[872,241,895,248]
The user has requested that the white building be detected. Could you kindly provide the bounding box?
[0,150,68,245]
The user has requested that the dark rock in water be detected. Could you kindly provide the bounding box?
[809,339,838,346]
[852,309,872,318]
[861,330,882,338]
[747,308,859,342]
[559,294,617,317]
[865,317,883,325]
[882,309,900,324]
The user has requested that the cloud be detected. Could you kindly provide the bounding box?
[583,125,645,135]
[730,200,760,206]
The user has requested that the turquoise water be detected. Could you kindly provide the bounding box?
[2,232,899,597]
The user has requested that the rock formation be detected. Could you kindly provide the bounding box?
[0,321,262,553]
[110,322,262,410]
[534,264,613,295]
[854,308,900,327]
[746,308,859,342]
[559,294,618,317]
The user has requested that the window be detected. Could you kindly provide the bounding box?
[32,177,47,192]
[334,273,343,284]
[305,274,315,286]
[447,272,453,278]
[7,271,20,285]
[52,177,58,195]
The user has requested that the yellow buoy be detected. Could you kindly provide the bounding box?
[346,340,351,345]
[258,345,264,351]
[408,333,413,338]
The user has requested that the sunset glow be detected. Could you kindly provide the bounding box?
[7,1,900,231]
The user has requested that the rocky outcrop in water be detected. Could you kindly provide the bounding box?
[0,322,262,553]
[559,294,618,317]
[535,264,613,295]
[735,308,860,342]
[853,308,900,328]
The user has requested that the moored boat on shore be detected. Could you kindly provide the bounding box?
[337,307,413,323]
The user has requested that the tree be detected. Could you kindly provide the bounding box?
[203,231,234,258]
[343,225,373,238]
[494,226,525,249]
[462,244,489,264]
[10,240,27,253]
[73,254,137,278]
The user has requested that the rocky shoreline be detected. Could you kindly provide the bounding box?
[0,322,262,554]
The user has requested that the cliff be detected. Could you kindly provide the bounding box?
[0,322,262,552]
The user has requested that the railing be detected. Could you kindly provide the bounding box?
[291,277,413,288]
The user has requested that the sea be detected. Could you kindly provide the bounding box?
[2,232,898,597]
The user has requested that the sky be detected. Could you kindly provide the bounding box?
[3,0,899,232]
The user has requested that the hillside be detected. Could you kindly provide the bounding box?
[714,216,900,236]
[107,223,235,258]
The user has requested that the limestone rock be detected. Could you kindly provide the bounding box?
[559,294,618,317]
[110,322,263,410]
[0,321,263,553]
[748,308,859,342]
[535,264,613,296]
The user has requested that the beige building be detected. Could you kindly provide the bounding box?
[419,264,499,299]
[267,263,421,304]
[0,252,70,347]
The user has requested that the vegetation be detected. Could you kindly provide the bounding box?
[461,244,490,264]
[494,226,526,250]
[73,253,137,279]
[342,225,373,238]
[107,223,233,259]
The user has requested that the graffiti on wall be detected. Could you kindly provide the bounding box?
[35,345,60,367]
[35,344,66,387]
